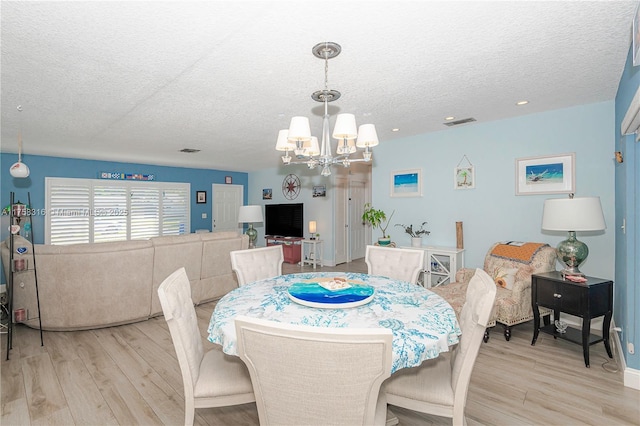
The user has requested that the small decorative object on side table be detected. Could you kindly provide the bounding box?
[531,271,613,367]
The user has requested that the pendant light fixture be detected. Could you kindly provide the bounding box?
[10,106,30,178]
[276,42,379,177]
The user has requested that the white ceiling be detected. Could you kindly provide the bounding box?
[1,1,637,173]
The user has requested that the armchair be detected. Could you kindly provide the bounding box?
[431,241,555,342]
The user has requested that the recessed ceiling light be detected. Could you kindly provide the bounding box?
[392,128,400,132]
[444,116,455,121]
[516,100,529,106]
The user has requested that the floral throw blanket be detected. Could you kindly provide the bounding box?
[490,241,549,264]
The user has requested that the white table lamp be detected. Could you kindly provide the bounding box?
[541,195,605,276]
[309,221,317,239]
[238,205,263,248]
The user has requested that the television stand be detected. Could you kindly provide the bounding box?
[265,236,302,264]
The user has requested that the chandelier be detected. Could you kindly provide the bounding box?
[275,42,379,176]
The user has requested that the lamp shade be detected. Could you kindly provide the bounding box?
[332,113,357,139]
[287,116,312,142]
[303,137,320,156]
[275,129,295,151]
[238,205,263,223]
[309,221,317,234]
[356,124,379,148]
[542,197,606,231]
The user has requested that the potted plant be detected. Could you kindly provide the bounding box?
[396,222,430,247]
[362,203,395,246]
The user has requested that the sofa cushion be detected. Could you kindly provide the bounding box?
[27,239,154,330]
[150,234,204,316]
[199,233,248,303]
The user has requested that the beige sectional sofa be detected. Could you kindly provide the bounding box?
[1,232,248,330]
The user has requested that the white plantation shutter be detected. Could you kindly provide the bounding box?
[47,179,91,245]
[130,187,160,240]
[162,187,189,235]
[45,178,190,244]
[94,184,128,242]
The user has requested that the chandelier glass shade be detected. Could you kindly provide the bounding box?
[275,42,379,176]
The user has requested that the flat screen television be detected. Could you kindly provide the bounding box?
[265,203,303,238]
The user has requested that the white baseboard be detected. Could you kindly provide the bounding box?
[625,367,640,390]
[612,322,640,390]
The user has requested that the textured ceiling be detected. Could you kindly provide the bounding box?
[1,1,637,172]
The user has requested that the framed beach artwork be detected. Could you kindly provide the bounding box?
[454,166,475,189]
[312,185,326,197]
[515,153,575,195]
[390,169,422,197]
[454,155,475,190]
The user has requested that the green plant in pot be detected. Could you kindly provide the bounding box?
[362,203,395,246]
[396,222,430,247]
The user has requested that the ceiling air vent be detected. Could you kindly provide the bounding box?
[443,117,476,127]
[179,148,201,153]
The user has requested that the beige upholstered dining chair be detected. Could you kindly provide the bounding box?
[365,245,425,284]
[383,268,497,426]
[157,268,255,425]
[235,316,393,426]
[230,245,284,286]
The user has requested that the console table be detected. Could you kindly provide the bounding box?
[531,271,613,367]
[265,236,302,264]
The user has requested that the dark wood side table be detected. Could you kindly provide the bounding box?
[531,271,613,367]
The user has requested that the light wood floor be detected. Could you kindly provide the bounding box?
[2,259,639,425]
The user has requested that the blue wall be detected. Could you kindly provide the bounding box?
[371,101,615,280]
[1,153,248,282]
[614,44,640,372]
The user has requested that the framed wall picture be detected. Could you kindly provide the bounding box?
[390,169,422,197]
[225,176,232,184]
[515,153,575,195]
[196,191,207,204]
[263,188,273,200]
[454,166,475,189]
[312,185,326,197]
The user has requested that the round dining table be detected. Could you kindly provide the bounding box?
[208,272,461,373]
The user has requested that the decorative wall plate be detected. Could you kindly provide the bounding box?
[282,174,301,200]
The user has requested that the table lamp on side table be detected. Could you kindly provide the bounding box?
[309,221,317,240]
[238,205,263,249]
[541,195,606,276]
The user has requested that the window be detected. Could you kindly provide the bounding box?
[46,178,190,245]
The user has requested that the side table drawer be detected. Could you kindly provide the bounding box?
[556,284,583,317]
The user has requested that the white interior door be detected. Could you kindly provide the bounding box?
[349,180,367,260]
[212,184,243,232]
[334,177,348,264]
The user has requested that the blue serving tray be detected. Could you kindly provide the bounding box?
[287,282,375,309]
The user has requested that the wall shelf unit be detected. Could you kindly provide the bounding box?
[4,192,43,360]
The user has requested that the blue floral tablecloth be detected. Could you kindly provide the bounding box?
[208,272,461,373]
